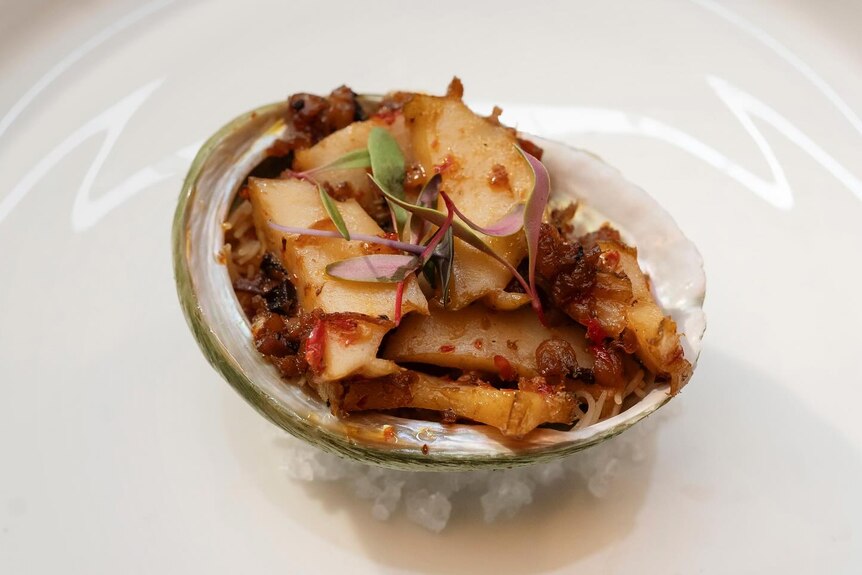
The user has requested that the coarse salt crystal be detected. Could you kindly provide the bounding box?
[277,410,666,531]
[405,489,452,533]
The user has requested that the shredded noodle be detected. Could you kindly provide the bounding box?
[574,391,597,429]
[594,390,608,422]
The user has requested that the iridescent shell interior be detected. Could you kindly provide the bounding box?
[172,98,706,470]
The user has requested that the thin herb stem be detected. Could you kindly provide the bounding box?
[267,222,425,255]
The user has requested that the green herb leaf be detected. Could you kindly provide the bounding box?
[368,128,405,196]
[437,227,454,306]
[423,226,454,306]
[304,149,371,174]
[418,195,454,262]
[325,254,420,283]
[368,127,409,239]
[411,174,441,243]
[416,173,442,207]
[317,183,351,240]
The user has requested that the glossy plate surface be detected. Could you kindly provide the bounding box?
[2,0,861,572]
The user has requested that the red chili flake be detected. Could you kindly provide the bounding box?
[433,154,456,174]
[589,343,621,372]
[669,345,685,362]
[327,316,359,332]
[382,231,399,241]
[535,379,556,395]
[405,162,427,190]
[439,344,455,353]
[586,318,607,345]
[304,319,326,373]
[373,108,399,125]
[589,342,624,388]
[238,186,250,200]
[473,339,484,350]
[488,163,510,188]
[421,444,429,455]
[602,250,620,267]
[493,355,518,382]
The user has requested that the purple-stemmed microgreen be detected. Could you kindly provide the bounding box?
[394,282,405,326]
[325,254,420,283]
[517,146,551,322]
[320,193,456,284]
[374,178,534,296]
[437,190,537,312]
[267,222,424,255]
[419,196,455,262]
[268,137,552,321]
[448,202,526,237]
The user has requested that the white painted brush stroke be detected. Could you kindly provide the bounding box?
[691,0,862,137]
[478,75,862,210]
[0,0,174,142]
[0,79,165,230]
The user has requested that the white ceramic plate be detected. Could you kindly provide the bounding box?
[1,0,861,573]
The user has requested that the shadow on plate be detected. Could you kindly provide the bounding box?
[221,346,862,573]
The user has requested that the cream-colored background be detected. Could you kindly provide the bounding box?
[1,1,860,573]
